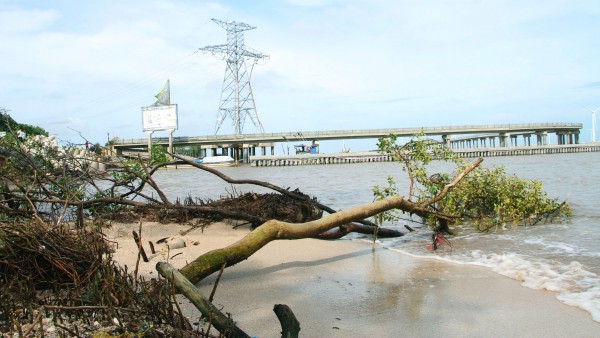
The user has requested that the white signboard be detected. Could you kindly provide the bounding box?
[141,105,178,132]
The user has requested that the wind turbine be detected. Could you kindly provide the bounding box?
[577,103,599,142]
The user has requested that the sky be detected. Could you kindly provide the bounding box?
[1,0,600,152]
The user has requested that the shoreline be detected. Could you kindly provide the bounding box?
[107,221,600,337]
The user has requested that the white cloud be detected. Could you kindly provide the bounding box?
[1,0,600,143]
[0,8,59,34]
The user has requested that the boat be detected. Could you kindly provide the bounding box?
[294,144,319,154]
[194,155,237,167]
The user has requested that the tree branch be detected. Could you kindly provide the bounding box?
[156,262,250,338]
[169,153,379,227]
[180,157,483,284]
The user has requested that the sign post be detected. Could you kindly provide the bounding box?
[141,104,178,160]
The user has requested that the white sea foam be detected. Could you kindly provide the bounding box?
[396,246,600,323]
[361,223,600,323]
[524,237,578,255]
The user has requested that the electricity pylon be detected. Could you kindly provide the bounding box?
[200,19,268,135]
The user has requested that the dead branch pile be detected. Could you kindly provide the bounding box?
[0,222,108,290]
[106,191,324,228]
[208,191,323,227]
[0,221,196,337]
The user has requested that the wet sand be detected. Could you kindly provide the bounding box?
[107,221,600,337]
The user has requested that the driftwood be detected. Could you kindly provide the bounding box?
[132,230,149,263]
[156,262,250,338]
[274,304,301,338]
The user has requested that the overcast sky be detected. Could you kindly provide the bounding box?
[1,0,599,151]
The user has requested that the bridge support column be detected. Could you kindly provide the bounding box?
[557,132,566,145]
[535,131,547,145]
[568,132,576,144]
[442,135,451,148]
[241,144,249,163]
[499,133,509,147]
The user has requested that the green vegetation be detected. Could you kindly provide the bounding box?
[373,133,571,231]
[0,108,48,137]
[150,142,169,164]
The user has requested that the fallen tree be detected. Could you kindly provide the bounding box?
[179,157,482,284]
[374,133,572,232]
[0,112,573,336]
[0,124,401,239]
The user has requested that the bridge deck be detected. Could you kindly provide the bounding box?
[113,122,582,149]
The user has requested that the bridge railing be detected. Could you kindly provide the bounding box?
[113,122,582,145]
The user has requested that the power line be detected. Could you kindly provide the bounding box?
[58,52,202,118]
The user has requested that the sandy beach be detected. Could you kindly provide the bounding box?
[106,221,600,337]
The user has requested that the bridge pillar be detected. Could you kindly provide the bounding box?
[442,135,451,148]
[556,132,567,145]
[242,144,249,163]
[535,131,547,145]
[499,133,509,147]
[568,132,576,144]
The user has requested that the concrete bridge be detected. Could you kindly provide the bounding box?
[112,122,582,160]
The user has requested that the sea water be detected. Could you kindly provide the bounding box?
[152,152,600,322]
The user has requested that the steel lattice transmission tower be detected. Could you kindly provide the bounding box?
[200,18,269,135]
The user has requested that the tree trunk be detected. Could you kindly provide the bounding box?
[315,222,403,239]
[156,262,250,338]
[180,158,483,284]
[274,304,300,338]
[181,195,415,284]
